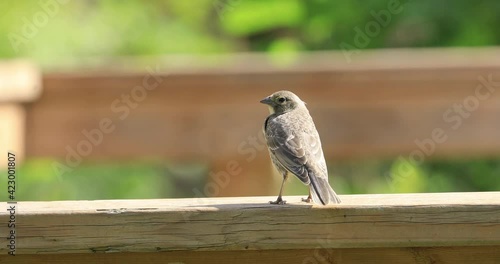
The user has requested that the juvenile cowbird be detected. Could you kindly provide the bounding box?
[260,91,341,205]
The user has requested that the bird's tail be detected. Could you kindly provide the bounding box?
[309,174,341,205]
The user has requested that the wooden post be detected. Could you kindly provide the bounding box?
[0,60,41,164]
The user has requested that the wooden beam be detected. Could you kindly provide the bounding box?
[1,192,499,256]
[30,48,500,160]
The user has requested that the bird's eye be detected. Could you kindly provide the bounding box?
[278,97,286,103]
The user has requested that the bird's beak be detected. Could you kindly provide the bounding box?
[260,96,273,105]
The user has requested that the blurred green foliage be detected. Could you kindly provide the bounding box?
[286,157,500,197]
[1,0,499,200]
[1,157,499,201]
[0,159,208,201]
[2,0,500,65]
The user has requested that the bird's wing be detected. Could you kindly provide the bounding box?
[304,130,329,178]
[266,118,317,184]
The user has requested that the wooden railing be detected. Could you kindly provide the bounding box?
[1,192,499,263]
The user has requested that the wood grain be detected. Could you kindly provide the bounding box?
[0,192,498,255]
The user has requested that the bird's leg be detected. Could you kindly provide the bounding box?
[270,173,287,205]
[302,189,313,203]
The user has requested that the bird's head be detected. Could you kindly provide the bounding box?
[260,90,305,114]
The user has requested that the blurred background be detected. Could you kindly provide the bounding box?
[1,0,499,201]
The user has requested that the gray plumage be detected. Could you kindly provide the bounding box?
[260,90,341,205]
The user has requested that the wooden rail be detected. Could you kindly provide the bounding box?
[0,192,499,263]
[20,48,500,196]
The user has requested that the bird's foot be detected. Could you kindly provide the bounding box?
[269,197,286,205]
[301,195,312,203]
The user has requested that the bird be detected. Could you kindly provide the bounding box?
[260,90,341,205]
